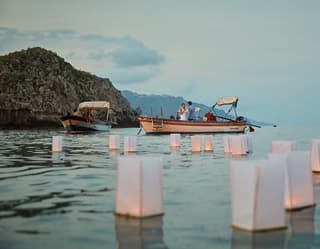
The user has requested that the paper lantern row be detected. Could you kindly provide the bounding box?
[231,140,317,232]
[170,134,214,152]
[271,139,320,173]
[109,135,137,152]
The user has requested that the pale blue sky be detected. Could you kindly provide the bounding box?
[1,0,319,124]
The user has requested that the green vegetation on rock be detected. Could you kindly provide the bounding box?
[0,47,137,128]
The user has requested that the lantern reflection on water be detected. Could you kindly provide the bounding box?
[52,135,63,152]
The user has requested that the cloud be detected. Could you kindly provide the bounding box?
[109,46,165,68]
[107,68,160,85]
[0,27,165,84]
[83,34,164,67]
[87,51,110,60]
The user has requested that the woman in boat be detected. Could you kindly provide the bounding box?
[178,102,187,120]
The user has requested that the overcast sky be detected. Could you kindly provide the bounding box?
[1,0,319,125]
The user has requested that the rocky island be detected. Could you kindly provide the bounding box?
[0,47,137,128]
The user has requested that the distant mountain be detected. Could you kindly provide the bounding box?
[122,90,226,118]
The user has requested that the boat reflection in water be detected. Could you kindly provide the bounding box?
[231,207,315,249]
[115,216,168,249]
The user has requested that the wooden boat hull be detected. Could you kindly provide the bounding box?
[61,116,111,133]
[138,116,247,134]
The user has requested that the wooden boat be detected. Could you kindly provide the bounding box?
[138,96,252,135]
[60,101,112,133]
[138,116,247,134]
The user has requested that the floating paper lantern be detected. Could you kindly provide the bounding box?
[52,136,63,152]
[230,159,286,231]
[285,151,315,210]
[244,135,253,153]
[204,135,213,151]
[224,136,232,153]
[191,135,201,152]
[310,139,320,172]
[124,136,137,152]
[224,135,250,155]
[115,216,166,249]
[230,135,248,155]
[269,151,315,211]
[109,135,120,150]
[271,140,295,153]
[115,156,163,218]
[170,133,181,147]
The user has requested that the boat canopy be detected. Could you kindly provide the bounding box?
[78,101,110,110]
[216,96,238,106]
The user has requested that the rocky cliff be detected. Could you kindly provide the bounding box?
[0,47,137,128]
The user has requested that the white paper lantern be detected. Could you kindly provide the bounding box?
[224,136,232,153]
[310,139,320,172]
[269,151,315,211]
[52,136,63,152]
[204,135,213,151]
[271,140,295,153]
[109,135,120,150]
[191,135,201,152]
[244,134,253,153]
[230,135,248,155]
[285,151,315,210]
[170,133,181,147]
[230,159,286,231]
[124,136,137,152]
[115,216,166,249]
[115,156,163,218]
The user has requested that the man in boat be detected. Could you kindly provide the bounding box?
[187,101,195,120]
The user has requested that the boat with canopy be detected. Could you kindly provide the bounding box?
[60,101,112,133]
[137,96,258,135]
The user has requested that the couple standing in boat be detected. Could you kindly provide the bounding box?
[178,101,195,121]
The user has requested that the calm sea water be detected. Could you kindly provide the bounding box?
[0,126,320,249]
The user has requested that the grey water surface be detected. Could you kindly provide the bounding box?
[0,126,320,249]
